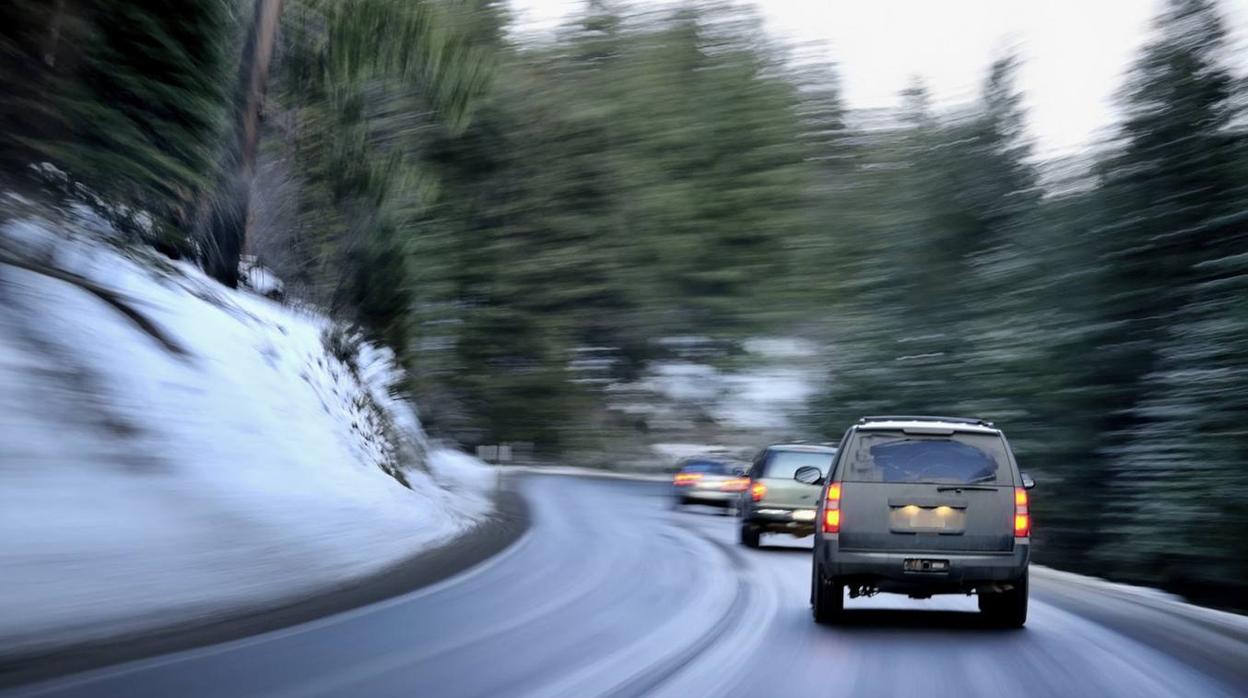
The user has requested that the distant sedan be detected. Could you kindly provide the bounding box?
[671,457,749,513]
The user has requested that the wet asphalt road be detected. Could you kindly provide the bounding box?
[7,474,1247,698]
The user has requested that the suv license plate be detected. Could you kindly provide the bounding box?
[904,559,949,572]
[792,510,816,522]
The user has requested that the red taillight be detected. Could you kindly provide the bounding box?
[822,482,842,533]
[750,481,767,502]
[721,477,750,492]
[1014,487,1030,537]
[673,472,702,486]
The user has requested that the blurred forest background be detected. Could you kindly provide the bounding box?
[2,0,1246,607]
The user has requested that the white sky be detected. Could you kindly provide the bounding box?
[509,0,1248,158]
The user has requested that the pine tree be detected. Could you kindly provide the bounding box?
[813,57,1042,429]
[1093,0,1248,597]
[0,0,237,249]
[258,0,495,338]
[1087,0,1240,439]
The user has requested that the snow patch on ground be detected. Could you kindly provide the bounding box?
[712,367,818,430]
[427,447,497,511]
[633,338,822,432]
[239,255,285,298]
[0,220,494,655]
[645,362,722,402]
[742,337,818,359]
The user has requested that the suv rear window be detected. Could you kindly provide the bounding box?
[762,450,836,479]
[838,430,1011,485]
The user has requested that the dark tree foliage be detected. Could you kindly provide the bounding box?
[269,1,816,453]
[1087,0,1248,603]
[255,0,495,344]
[0,0,237,250]
[810,0,1248,606]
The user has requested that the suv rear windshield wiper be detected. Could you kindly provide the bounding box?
[936,485,997,492]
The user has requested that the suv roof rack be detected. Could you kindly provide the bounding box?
[858,415,995,428]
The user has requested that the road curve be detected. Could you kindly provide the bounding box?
[5,475,1246,698]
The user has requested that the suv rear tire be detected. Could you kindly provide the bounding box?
[811,563,844,624]
[978,570,1028,628]
[739,524,760,548]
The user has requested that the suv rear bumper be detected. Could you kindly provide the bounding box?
[743,506,817,534]
[817,539,1029,590]
[676,489,738,506]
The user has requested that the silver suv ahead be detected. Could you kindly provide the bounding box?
[804,416,1035,627]
[738,444,837,548]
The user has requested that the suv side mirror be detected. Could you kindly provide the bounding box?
[1020,472,1036,490]
[794,466,822,485]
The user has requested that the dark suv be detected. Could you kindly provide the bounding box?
[738,444,837,548]
[804,417,1034,627]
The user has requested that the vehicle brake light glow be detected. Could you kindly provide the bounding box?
[750,481,767,501]
[673,472,702,486]
[823,509,840,533]
[1014,487,1030,537]
[822,482,841,533]
[721,477,750,492]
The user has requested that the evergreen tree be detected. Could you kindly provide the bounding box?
[0,0,237,250]
[813,57,1041,428]
[1087,0,1241,445]
[259,0,495,346]
[1092,0,1248,596]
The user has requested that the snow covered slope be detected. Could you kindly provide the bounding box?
[0,218,494,655]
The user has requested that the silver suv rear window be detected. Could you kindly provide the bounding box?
[763,450,835,479]
[839,431,1011,485]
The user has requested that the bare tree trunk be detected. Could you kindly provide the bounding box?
[240,0,284,188]
[203,0,284,287]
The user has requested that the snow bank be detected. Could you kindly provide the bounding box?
[0,219,495,655]
[239,256,285,299]
[426,447,498,509]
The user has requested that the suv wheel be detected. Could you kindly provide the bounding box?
[978,570,1028,628]
[811,563,844,624]
[739,524,760,548]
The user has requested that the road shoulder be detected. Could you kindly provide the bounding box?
[1032,565,1248,691]
[0,486,530,689]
